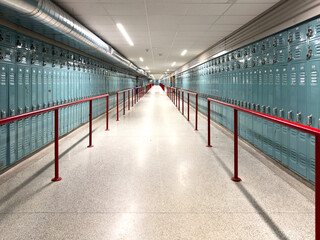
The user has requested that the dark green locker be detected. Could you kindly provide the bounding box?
[36,68,43,149]
[8,65,17,164]
[0,64,8,170]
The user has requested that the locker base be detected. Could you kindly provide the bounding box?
[87,145,94,148]
[206,145,212,147]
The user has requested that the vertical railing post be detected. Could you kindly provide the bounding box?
[117,92,119,121]
[195,94,198,131]
[316,135,320,239]
[178,90,180,111]
[232,109,241,182]
[52,109,62,182]
[123,92,125,115]
[206,99,212,147]
[188,93,190,121]
[182,92,184,115]
[106,95,109,131]
[176,89,177,107]
[132,89,134,107]
[88,100,94,148]
[128,90,130,111]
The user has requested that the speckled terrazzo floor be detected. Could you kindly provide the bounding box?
[0,86,315,240]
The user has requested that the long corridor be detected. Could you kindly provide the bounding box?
[0,86,315,240]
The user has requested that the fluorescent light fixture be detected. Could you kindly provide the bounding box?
[116,23,134,46]
[146,66,149,70]
[181,49,187,56]
[167,69,169,71]
[171,62,176,67]
[212,50,228,59]
[139,57,144,62]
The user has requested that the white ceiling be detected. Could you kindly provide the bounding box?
[54,0,280,78]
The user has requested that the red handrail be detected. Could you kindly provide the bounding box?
[0,93,110,182]
[207,97,320,239]
[166,86,198,131]
[116,88,133,121]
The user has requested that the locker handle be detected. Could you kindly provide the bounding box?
[38,104,42,109]
[0,52,3,60]
[296,112,302,123]
[288,111,293,121]
[18,107,23,114]
[273,107,277,117]
[266,106,270,115]
[25,106,29,112]
[307,114,313,126]
[10,109,15,116]
[1,110,6,118]
[307,49,312,60]
[280,109,284,118]
[43,103,47,108]
[261,105,266,113]
[307,29,313,38]
[0,34,3,41]
[32,104,36,111]
[252,103,256,111]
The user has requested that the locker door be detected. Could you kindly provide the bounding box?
[36,68,43,148]
[280,67,289,165]
[31,66,38,151]
[267,68,274,157]
[273,67,281,160]
[17,66,24,159]
[288,64,298,174]
[256,69,263,149]
[8,65,17,164]
[307,60,319,183]
[43,69,48,144]
[48,70,53,142]
[0,64,8,170]
[296,62,308,178]
[262,68,269,154]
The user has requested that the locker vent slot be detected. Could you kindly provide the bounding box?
[282,73,287,85]
[316,45,320,55]
[275,74,280,85]
[311,71,318,84]
[299,72,306,84]
[316,24,320,33]
[295,49,301,59]
[279,52,284,62]
[291,73,297,85]
[1,70,6,85]
[295,31,301,41]
[269,73,273,84]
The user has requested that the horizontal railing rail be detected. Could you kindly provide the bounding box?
[0,93,110,182]
[206,97,320,239]
[116,88,134,121]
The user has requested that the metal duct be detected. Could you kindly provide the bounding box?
[0,0,146,76]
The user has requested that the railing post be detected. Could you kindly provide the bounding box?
[52,109,62,182]
[182,92,184,115]
[128,90,130,111]
[188,93,190,121]
[316,135,320,239]
[206,99,212,147]
[132,89,134,107]
[135,88,137,104]
[88,100,94,148]
[195,94,198,131]
[106,95,109,131]
[232,109,241,182]
[178,90,180,111]
[176,89,177,107]
[117,92,119,121]
[123,92,125,115]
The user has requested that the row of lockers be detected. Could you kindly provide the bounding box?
[0,25,147,171]
[168,16,320,184]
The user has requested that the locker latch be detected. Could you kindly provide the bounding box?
[237,52,241,58]
[307,114,312,126]
[252,103,256,111]
[42,47,47,53]
[60,63,64,68]
[16,40,22,48]
[0,34,3,41]
[307,49,312,59]
[288,54,292,61]
[248,103,251,109]
[288,36,292,43]
[252,62,255,67]
[31,59,35,65]
[52,60,55,67]
[307,29,313,38]
[262,105,266,113]
[43,61,46,66]
[280,109,284,118]
[18,107,23,114]
[25,106,29,112]
[17,56,21,62]
[266,106,270,115]
[262,59,266,65]
[273,107,277,116]
[1,110,5,118]
[30,44,35,51]
[261,44,265,51]
[257,104,260,112]
[273,40,277,47]
[0,52,3,60]
[38,104,41,109]
[273,57,277,64]
[43,103,47,108]
[296,112,302,123]
[288,110,293,121]
[10,109,15,116]
[252,47,256,53]
[32,104,36,111]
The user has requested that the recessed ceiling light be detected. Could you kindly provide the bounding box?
[146,66,149,70]
[171,62,176,67]
[116,23,134,46]
[139,57,144,62]
[167,69,169,71]
[181,49,187,56]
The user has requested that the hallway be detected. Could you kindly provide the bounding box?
[0,86,315,240]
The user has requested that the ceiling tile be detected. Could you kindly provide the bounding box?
[214,15,255,24]
[185,3,230,15]
[224,3,274,16]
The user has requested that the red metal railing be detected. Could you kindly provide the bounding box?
[159,83,165,91]
[116,84,153,121]
[166,86,198,131]
[116,88,134,121]
[0,94,110,182]
[207,97,320,239]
